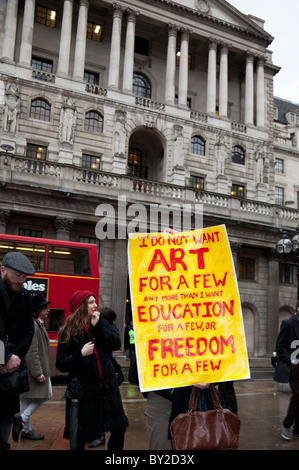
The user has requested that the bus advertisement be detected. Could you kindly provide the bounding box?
[0,234,100,376]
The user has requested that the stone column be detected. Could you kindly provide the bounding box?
[122,9,137,94]
[57,0,74,77]
[219,43,230,118]
[1,0,19,63]
[267,249,280,354]
[207,38,217,115]
[73,0,89,81]
[54,217,74,241]
[111,239,128,348]
[245,52,254,126]
[0,210,11,234]
[230,242,242,270]
[178,28,190,108]
[19,0,36,67]
[108,3,123,90]
[165,24,178,105]
[256,56,265,128]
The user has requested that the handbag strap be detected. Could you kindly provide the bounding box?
[188,384,222,411]
[188,386,199,411]
[209,384,222,409]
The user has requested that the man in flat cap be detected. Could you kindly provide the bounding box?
[0,252,35,450]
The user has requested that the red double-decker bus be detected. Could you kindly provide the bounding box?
[0,234,100,376]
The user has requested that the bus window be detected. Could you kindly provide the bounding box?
[47,246,91,275]
[44,308,65,333]
[0,241,46,272]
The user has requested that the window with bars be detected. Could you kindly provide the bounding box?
[279,263,293,284]
[82,154,101,170]
[275,186,284,205]
[36,5,56,28]
[191,136,205,156]
[275,158,284,174]
[132,73,151,98]
[128,147,148,178]
[239,257,255,280]
[32,57,53,73]
[84,111,103,133]
[231,183,245,198]
[84,71,99,85]
[232,146,245,165]
[26,143,47,160]
[30,98,51,121]
[87,22,102,41]
[19,229,43,238]
[189,175,205,191]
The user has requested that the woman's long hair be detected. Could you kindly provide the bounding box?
[57,296,91,345]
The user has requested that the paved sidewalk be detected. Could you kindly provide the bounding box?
[8,373,299,452]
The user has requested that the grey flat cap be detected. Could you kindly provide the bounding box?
[2,252,35,275]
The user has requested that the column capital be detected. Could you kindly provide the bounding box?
[230,242,242,255]
[168,23,179,35]
[112,2,124,15]
[245,50,255,62]
[126,8,139,21]
[79,0,89,7]
[219,41,232,53]
[180,27,192,39]
[256,54,266,65]
[54,216,74,235]
[207,37,219,50]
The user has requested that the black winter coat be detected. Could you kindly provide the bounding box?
[56,316,128,442]
[274,315,299,383]
[0,280,34,417]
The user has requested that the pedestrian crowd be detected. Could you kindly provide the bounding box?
[1,250,299,451]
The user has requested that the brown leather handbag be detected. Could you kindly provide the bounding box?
[170,384,240,450]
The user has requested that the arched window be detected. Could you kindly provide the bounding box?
[132,73,151,98]
[84,111,103,133]
[30,98,51,121]
[232,146,245,165]
[191,136,205,156]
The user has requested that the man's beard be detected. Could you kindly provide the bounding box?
[2,274,22,293]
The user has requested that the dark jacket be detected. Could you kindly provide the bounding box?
[0,278,34,417]
[56,316,128,442]
[274,315,299,383]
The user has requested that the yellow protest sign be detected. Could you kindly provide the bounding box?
[128,225,250,392]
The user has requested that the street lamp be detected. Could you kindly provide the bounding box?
[276,226,299,301]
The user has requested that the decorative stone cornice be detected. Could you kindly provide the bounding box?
[137,0,273,46]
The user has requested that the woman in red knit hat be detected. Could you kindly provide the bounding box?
[56,290,128,450]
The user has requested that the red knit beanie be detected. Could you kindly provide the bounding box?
[68,290,95,313]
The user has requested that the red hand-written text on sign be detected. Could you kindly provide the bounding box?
[147,335,235,360]
[137,299,235,322]
[147,247,209,272]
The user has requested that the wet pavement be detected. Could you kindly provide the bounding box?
[8,359,299,452]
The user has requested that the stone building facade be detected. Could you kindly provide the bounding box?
[0,0,298,357]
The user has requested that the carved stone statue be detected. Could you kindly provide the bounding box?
[173,125,184,170]
[255,144,265,183]
[113,110,126,156]
[215,133,227,175]
[59,97,77,144]
[3,82,20,134]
